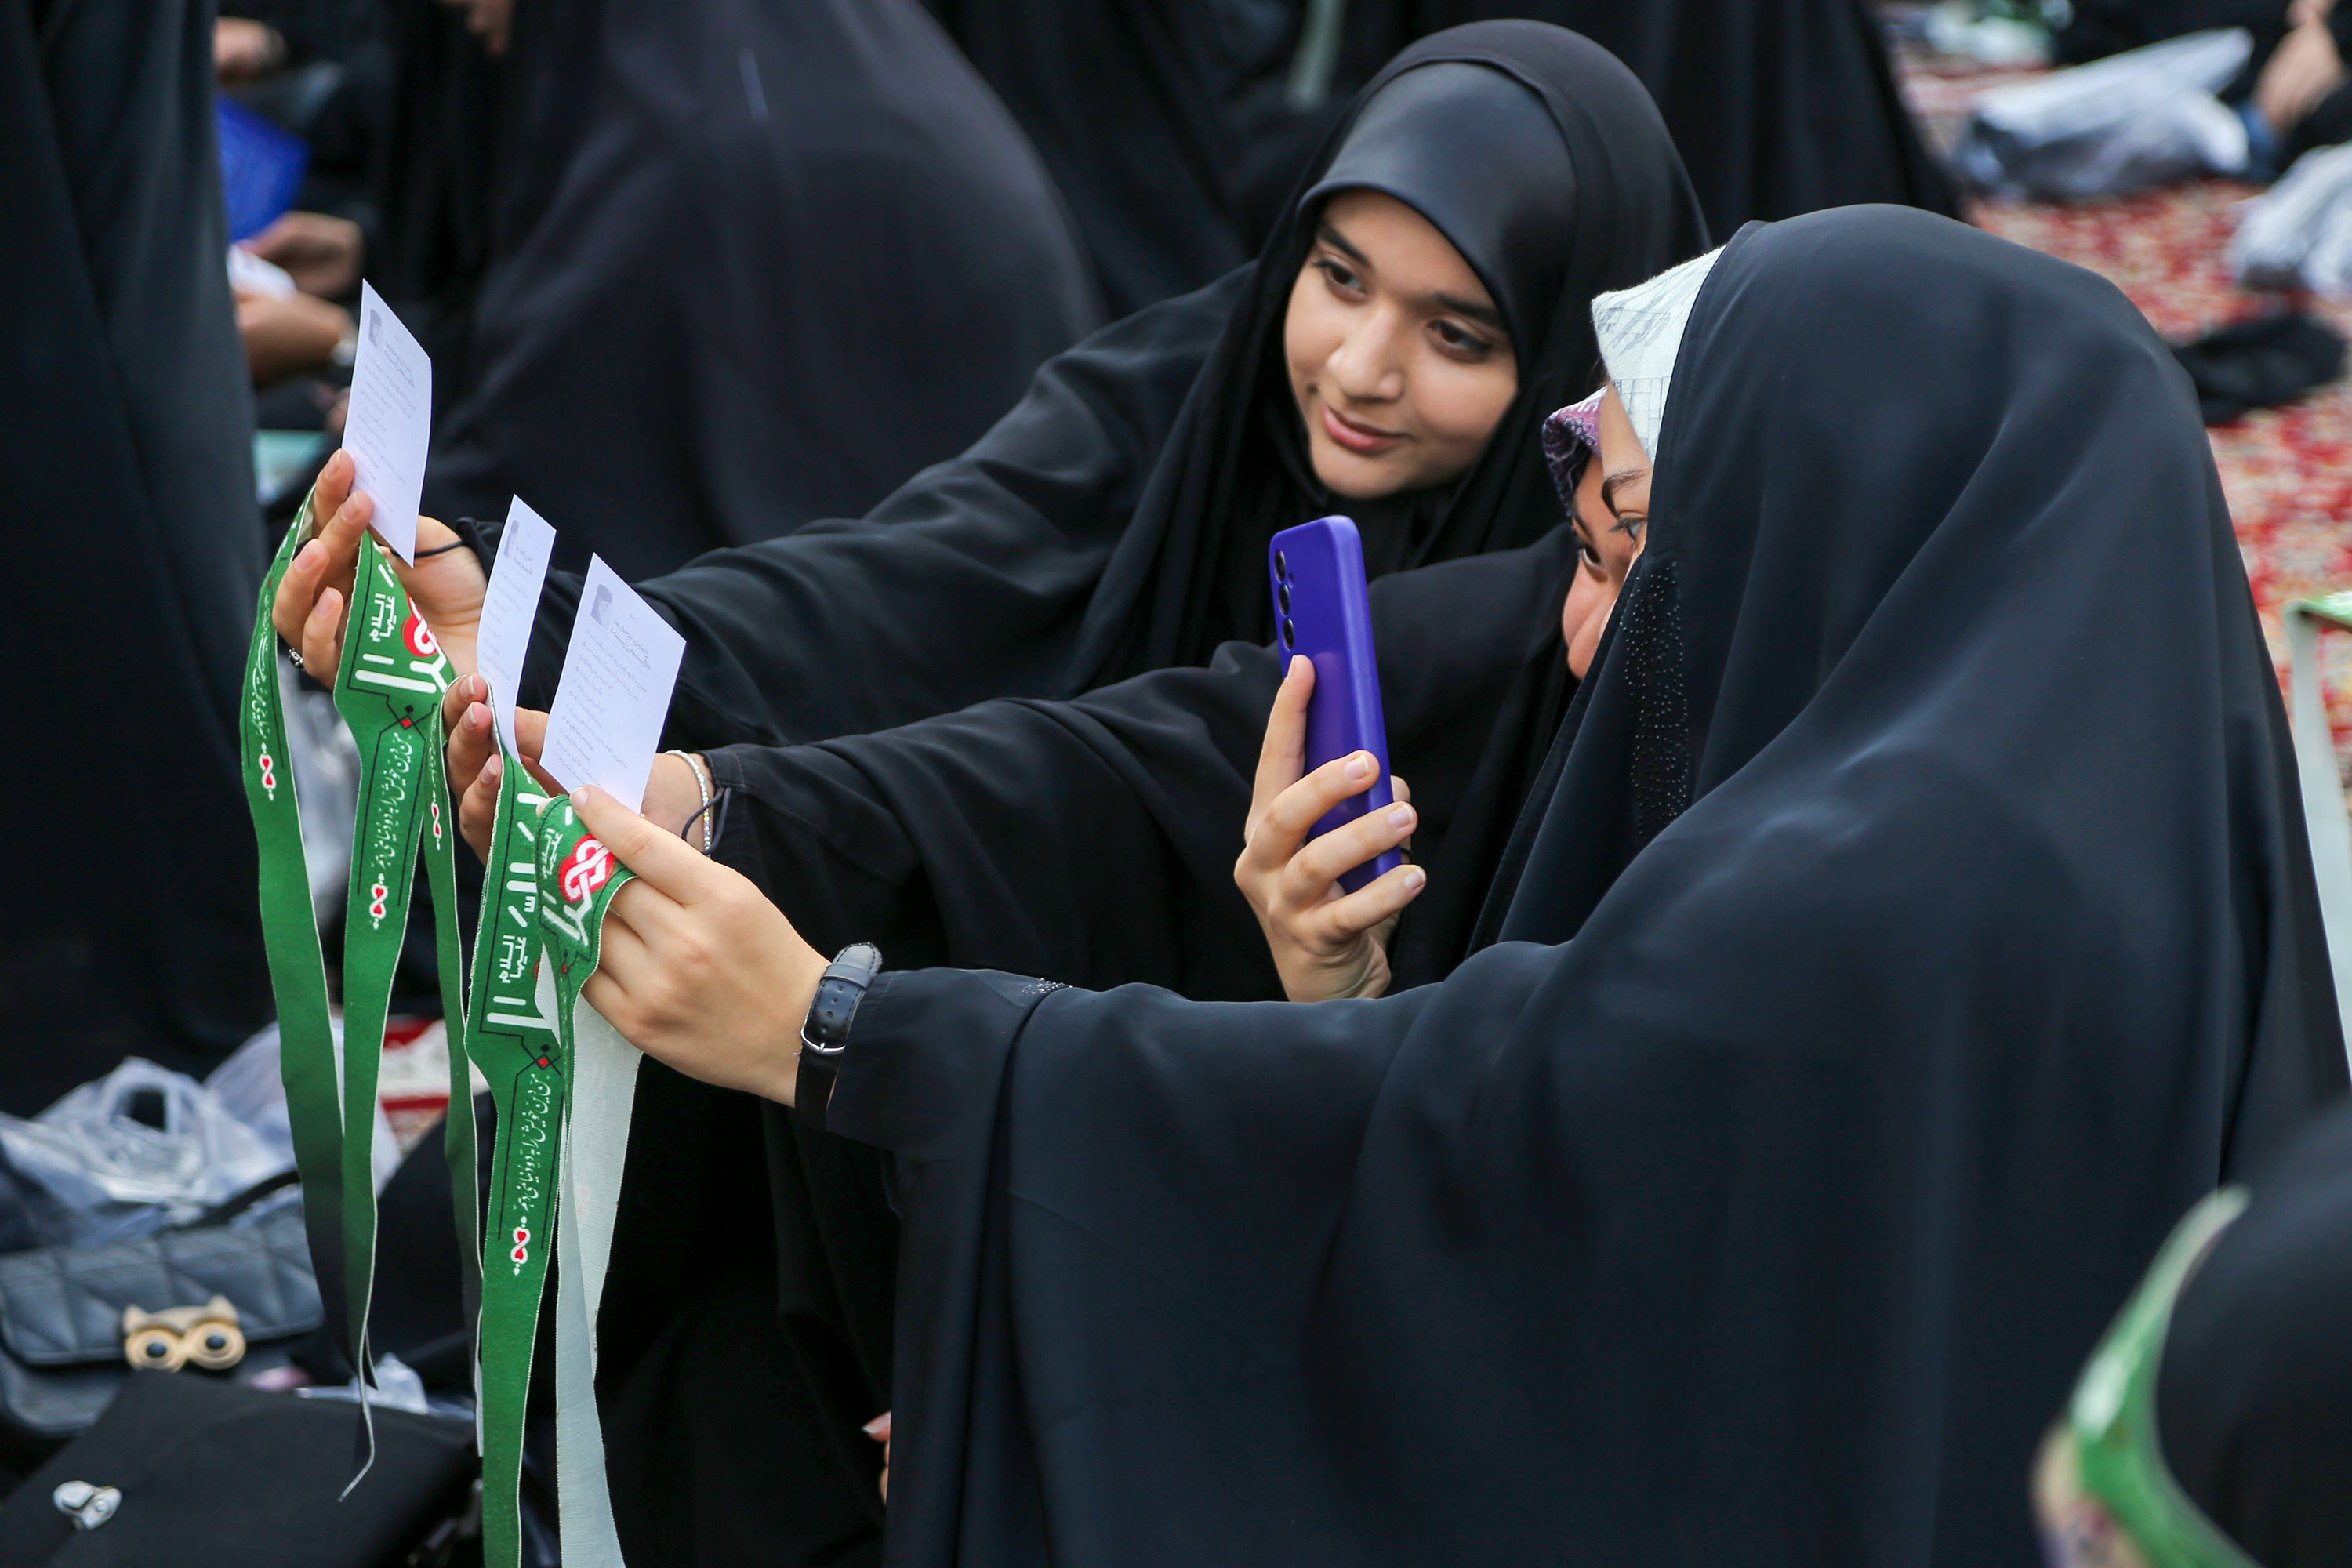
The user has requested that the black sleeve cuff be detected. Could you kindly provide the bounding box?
[817,969,1064,1161]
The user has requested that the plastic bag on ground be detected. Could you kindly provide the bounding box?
[206,1021,403,1194]
[0,1059,290,1248]
[1952,28,2253,198]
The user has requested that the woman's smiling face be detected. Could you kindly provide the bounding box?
[1283,190,1520,500]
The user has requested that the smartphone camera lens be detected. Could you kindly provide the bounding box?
[1274,550,1288,579]
[1281,617,1296,648]
[1277,582,1290,614]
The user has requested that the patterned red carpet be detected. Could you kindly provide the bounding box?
[1901,57,2352,781]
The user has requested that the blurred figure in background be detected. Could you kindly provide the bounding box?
[0,0,270,1109]
[421,0,1100,577]
[235,0,1100,578]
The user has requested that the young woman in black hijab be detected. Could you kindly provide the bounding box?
[2036,1099,2352,1568]
[564,206,2346,1565]
[276,23,1707,742]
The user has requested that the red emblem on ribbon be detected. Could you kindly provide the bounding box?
[404,613,439,659]
[561,837,614,904]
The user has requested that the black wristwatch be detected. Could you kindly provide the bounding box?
[793,943,881,1131]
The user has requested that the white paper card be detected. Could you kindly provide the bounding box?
[343,281,433,563]
[475,497,557,757]
[539,557,684,813]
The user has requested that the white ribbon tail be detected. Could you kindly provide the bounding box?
[2286,600,2352,1074]
[548,960,641,1568]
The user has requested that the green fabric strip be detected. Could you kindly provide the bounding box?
[419,718,482,1370]
[241,502,347,1375]
[2069,1187,2259,1568]
[330,540,456,1422]
[470,752,562,1568]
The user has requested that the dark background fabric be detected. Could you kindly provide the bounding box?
[0,1373,475,1566]
[0,0,270,1112]
[931,0,1955,318]
[2161,1100,2352,1568]
[369,0,508,390]
[1472,0,1962,238]
[920,0,1420,319]
[421,0,1101,580]
[920,0,1287,320]
[820,207,2347,1566]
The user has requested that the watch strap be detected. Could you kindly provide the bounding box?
[797,944,880,1131]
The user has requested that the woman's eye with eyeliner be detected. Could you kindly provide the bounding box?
[1315,257,1363,294]
[1432,320,1490,358]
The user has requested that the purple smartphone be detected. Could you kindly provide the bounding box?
[1269,516,1403,895]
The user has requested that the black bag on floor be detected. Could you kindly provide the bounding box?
[0,1199,319,1468]
[0,1372,478,1566]
[2172,310,2349,423]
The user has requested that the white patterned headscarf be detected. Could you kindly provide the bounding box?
[1590,246,1723,460]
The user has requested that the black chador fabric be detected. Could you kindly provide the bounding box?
[2160,1102,2352,1568]
[421,0,1098,580]
[918,0,1422,319]
[588,25,1703,1560]
[0,0,270,1110]
[815,208,2347,1566]
[509,21,1705,740]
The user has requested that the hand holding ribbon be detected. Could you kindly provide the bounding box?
[272,449,491,681]
[565,786,824,1106]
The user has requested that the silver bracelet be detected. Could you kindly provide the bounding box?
[665,749,714,854]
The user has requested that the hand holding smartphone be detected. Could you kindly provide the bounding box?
[1269,517,1402,895]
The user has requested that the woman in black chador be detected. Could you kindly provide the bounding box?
[419,0,1102,578]
[1,0,270,1107]
[571,207,2348,1565]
